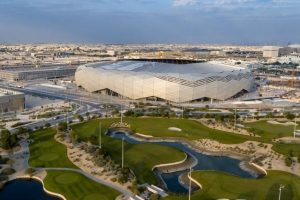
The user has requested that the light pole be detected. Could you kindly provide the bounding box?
[121,136,124,168]
[234,106,237,129]
[294,117,297,138]
[120,98,123,124]
[188,167,192,200]
[66,100,70,132]
[99,122,102,149]
[278,184,284,200]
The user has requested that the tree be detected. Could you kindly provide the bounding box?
[10,134,18,147]
[0,130,10,149]
[215,115,225,122]
[111,109,119,115]
[266,112,273,119]
[124,110,134,117]
[0,129,18,150]
[285,156,293,167]
[85,112,90,120]
[16,127,28,135]
[285,112,296,121]
[45,123,51,128]
[76,114,84,122]
[57,122,67,132]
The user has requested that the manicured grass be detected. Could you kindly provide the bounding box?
[244,120,300,156]
[72,119,186,184]
[44,170,120,200]
[128,118,250,144]
[165,170,300,200]
[114,143,185,184]
[272,143,300,156]
[29,129,76,168]
[72,118,251,144]
[72,117,300,156]
[244,120,299,141]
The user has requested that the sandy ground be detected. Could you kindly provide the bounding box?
[55,135,132,192]
[198,119,257,137]
[193,138,300,176]
[267,120,296,126]
[275,137,300,144]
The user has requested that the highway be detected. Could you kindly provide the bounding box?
[0,82,101,107]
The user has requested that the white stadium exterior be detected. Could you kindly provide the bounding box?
[75,60,254,103]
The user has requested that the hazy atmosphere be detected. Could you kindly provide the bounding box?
[1,0,300,44]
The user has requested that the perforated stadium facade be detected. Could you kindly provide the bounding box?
[75,60,254,103]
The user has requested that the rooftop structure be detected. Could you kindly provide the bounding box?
[263,46,280,58]
[0,88,25,112]
[0,65,77,81]
[75,60,254,103]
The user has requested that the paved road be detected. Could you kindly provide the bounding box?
[36,167,133,198]
[10,105,105,133]
[0,83,128,108]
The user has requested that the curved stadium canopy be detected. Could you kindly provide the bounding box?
[75,60,254,103]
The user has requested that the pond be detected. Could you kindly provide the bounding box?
[110,131,260,194]
[0,179,61,200]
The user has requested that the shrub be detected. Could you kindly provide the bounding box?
[0,175,8,182]
[45,123,51,128]
[1,168,16,175]
[25,168,36,175]
[285,156,293,167]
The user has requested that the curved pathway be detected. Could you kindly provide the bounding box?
[20,132,133,200]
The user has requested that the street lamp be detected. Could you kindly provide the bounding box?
[278,184,285,200]
[121,136,124,168]
[294,117,297,138]
[188,167,192,200]
[99,122,102,149]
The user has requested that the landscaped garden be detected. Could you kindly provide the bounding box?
[244,120,299,141]
[70,117,300,164]
[71,117,252,144]
[71,119,186,184]
[244,120,300,157]
[164,170,300,200]
[44,170,120,200]
[28,129,123,200]
[27,117,300,200]
[29,128,77,168]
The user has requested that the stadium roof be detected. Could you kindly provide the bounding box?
[87,60,246,81]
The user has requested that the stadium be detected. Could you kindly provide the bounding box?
[75,59,254,103]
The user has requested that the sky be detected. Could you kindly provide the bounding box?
[0,0,300,44]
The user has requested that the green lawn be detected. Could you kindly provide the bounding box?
[71,118,300,184]
[71,117,300,156]
[115,143,185,184]
[29,118,300,200]
[165,170,300,200]
[72,119,186,184]
[44,170,120,200]
[244,120,299,141]
[29,129,76,168]
[272,143,300,156]
[244,120,300,156]
[72,118,251,144]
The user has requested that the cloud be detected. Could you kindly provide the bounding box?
[173,0,197,6]
[172,0,300,10]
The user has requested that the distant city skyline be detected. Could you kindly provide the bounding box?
[0,0,300,44]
